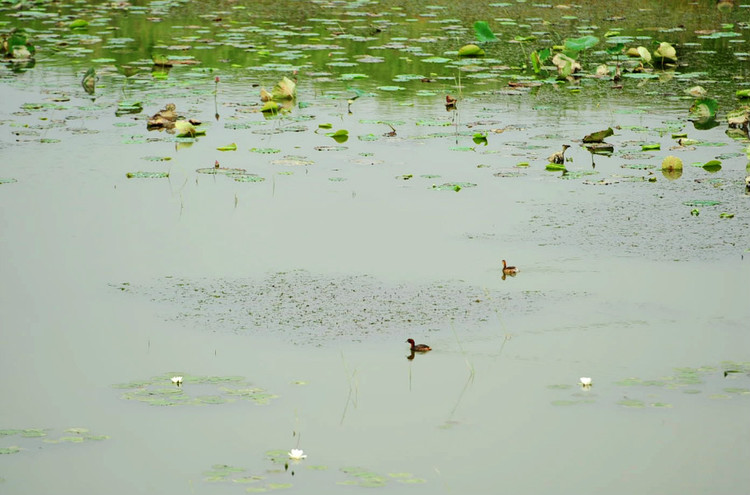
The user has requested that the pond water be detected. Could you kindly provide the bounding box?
[1,0,749,493]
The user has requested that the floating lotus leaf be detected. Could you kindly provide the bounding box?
[233,175,265,183]
[582,127,614,143]
[250,147,281,154]
[458,44,485,57]
[0,178,18,184]
[0,446,21,454]
[216,143,236,151]
[432,182,476,191]
[314,145,347,152]
[196,167,246,175]
[684,200,722,210]
[737,89,750,99]
[116,100,142,116]
[272,156,314,166]
[564,35,599,52]
[702,160,722,172]
[661,155,683,170]
[114,373,277,407]
[126,171,169,179]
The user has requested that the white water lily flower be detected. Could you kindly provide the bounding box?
[580,377,592,388]
[288,449,307,460]
[171,376,183,385]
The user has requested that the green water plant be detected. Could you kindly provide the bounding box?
[473,21,497,42]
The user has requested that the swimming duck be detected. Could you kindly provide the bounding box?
[406,338,432,353]
[745,175,750,192]
[548,144,570,164]
[502,260,519,275]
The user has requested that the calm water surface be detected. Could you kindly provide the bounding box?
[1,0,749,493]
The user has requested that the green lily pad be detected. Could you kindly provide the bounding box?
[217,143,237,151]
[126,171,169,179]
[0,446,21,454]
[234,175,265,183]
[458,44,485,57]
[250,147,281,154]
[683,200,721,207]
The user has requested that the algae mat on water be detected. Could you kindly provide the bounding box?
[119,270,562,344]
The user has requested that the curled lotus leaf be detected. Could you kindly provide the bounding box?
[661,155,683,170]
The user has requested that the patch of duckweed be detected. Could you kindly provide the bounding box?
[114,373,277,407]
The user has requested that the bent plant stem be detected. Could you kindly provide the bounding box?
[443,321,476,425]
[485,288,512,359]
[339,352,359,425]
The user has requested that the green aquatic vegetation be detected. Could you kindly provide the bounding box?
[431,182,476,192]
[126,171,169,179]
[216,143,237,151]
[473,21,497,42]
[0,446,20,455]
[271,156,314,166]
[141,156,172,162]
[723,388,750,395]
[0,178,18,185]
[458,44,485,57]
[250,147,281,154]
[114,373,277,407]
[338,467,388,488]
[116,100,143,116]
[196,166,247,175]
[701,160,721,172]
[618,398,646,408]
[682,200,720,207]
[234,175,265,183]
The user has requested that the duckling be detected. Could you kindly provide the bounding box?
[502,259,519,275]
[406,338,432,353]
[548,144,570,164]
[745,175,750,193]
